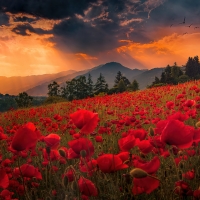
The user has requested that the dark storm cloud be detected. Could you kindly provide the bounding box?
[4,0,199,54]
[48,0,154,54]
[0,0,96,19]
[148,0,200,27]
[50,17,121,55]
[12,23,51,36]
[13,16,37,23]
[0,13,9,26]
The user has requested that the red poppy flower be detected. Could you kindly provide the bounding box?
[133,156,160,174]
[43,148,60,161]
[95,135,103,142]
[97,154,128,173]
[135,140,153,154]
[160,119,194,149]
[128,129,147,140]
[79,159,97,176]
[193,188,200,199]
[167,111,189,122]
[13,164,42,179]
[78,177,98,197]
[175,180,193,196]
[70,109,99,134]
[68,138,94,159]
[166,101,175,109]
[0,169,9,189]
[182,170,195,180]
[118,134,135,151]
[43,133,60,149]
[154,120,168,135]
[11,122,41,151]
[63,169,75,182]
[132,176,160,195]
[0,189,14,200]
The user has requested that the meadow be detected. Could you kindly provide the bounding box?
[1,81,200,200]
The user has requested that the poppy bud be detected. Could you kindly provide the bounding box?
[196,121,200,128]
[130,168,148,178]
[149,127,154,136]
[59,149,66,158]
[178,151,183,156]
[80,150,87,158]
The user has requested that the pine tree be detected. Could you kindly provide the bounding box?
[117,79,126,93]
[114,71,123,86]
[94,73,108,95]
[87,73,94,97]
[129,80,139,91]
[185,57,196,78]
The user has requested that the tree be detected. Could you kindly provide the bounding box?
[114,71,123,87]
[153,76,160,85]
[87,73,94,97]
[117,79,126,93]
[60,76,91,101]
[15,92,33,108]
[48,81,60,96]
[94,73,108,95]
[129,80,139,91]
[114,71,130,87]
[185,56,200,79]
[178,75,190,83]
[75,76,89,99]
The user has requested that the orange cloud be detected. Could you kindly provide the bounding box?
[116,32,200,68]
[75,53,98,60]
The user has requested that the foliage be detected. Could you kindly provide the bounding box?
[61,76,92,101]
[15,92,33,108]
[47,81,60,97]
[128,79,139,91]
[94,73,109,95]
[185,56,200,79]
[117,79,126,93]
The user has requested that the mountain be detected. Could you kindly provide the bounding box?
[26,69,90,96]
[78,62,147,87]
[1,62,164,96]
[132,68,164,89]
[26,62,164,96]
[0,70,76,95]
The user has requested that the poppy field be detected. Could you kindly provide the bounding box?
[1,81,200,200]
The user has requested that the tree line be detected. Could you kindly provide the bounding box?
[149,55,200,88]
[47,72,139,101]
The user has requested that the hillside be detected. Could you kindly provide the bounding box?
[133,68,164,89]
[26,69,89,96]
[0,70,76,95]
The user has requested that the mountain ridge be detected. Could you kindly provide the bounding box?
[0,62,165,96]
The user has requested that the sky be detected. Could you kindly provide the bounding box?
[0,0,200,77]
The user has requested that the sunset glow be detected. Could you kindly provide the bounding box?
[0,0,199,76]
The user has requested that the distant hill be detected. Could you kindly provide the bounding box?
[0,62,165,96]
[27,62,164,96]
[0,70,76,95]
[77,62,147,87]
[133,68,164,89]
[26,69,90,96]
